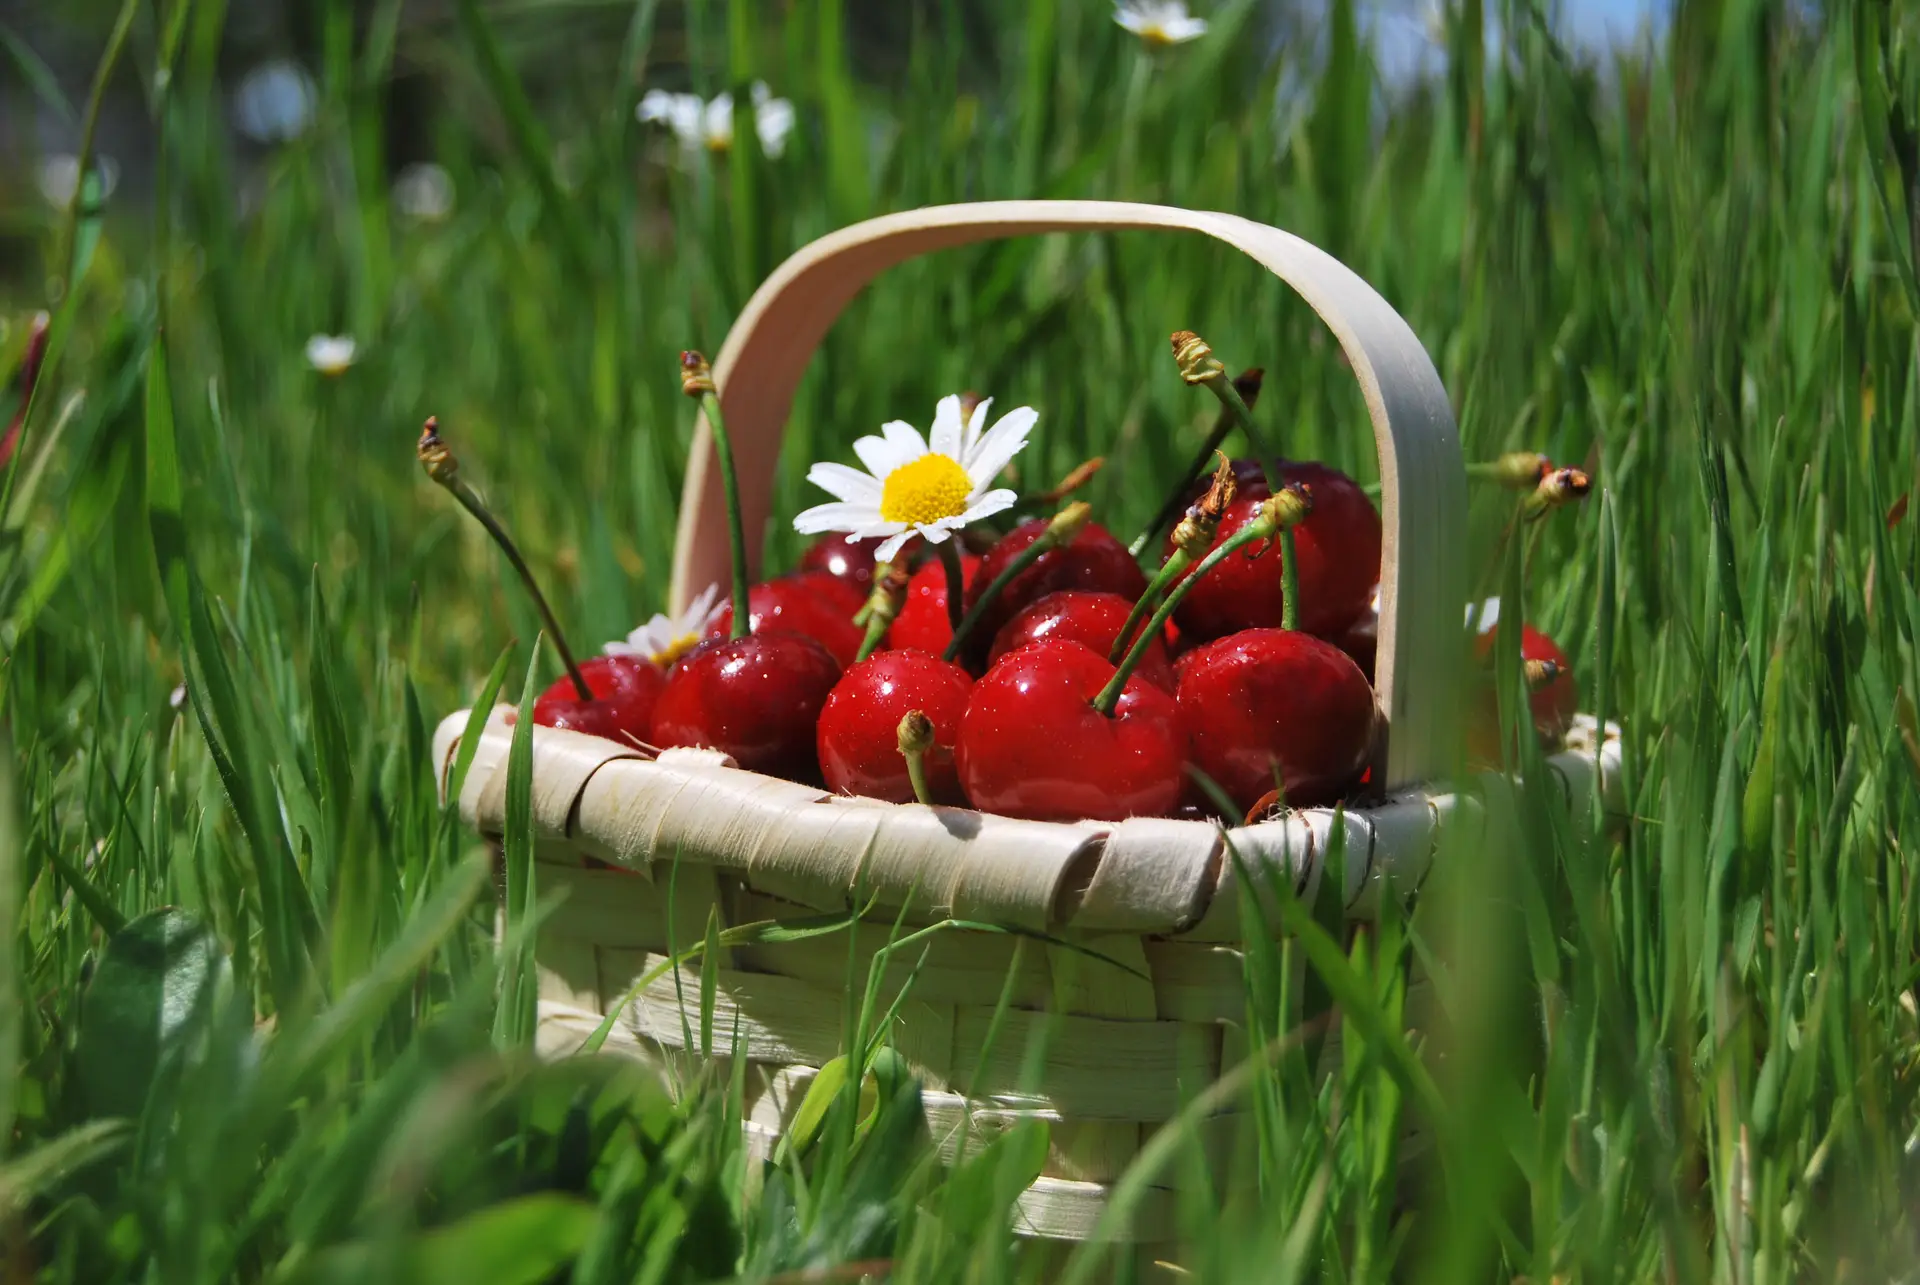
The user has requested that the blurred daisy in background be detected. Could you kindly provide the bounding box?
[637,83,795,158]
[37,155,119,207]
[234,60,317,143]
[305,334,357,376]
[392,162,455,222]
[1113,0,1210,45]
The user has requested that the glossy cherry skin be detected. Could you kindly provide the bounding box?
[987,591,1176,693]
[961,519,1147,665]
[1175,629,1375,812]
[799,533,882,596]
[888,553,980,656]
[651,630,842,780]
[817,651,974,803]
[956,638,1185,822]
[1332,584,1380,683]
[709,576,864,668]
[532,655,666,744]
[1170,463,1381,642]
[1167,460,1382,641]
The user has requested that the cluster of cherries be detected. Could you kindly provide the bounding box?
[521,445,1580,826]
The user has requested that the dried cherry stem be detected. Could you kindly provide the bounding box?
[1012,456,1106,517]
[1094,487,1308,715]
[418,418,592,701]
[1111,454,1237,663]
[941,501,1093,663]
[681,351,751,640]
[853,560,907,663]
[896,711,937,806]
[1129,367,1263,558]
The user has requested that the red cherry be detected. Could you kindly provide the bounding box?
[709,576,864,667]
[956,638,1184,822]
[1332,584,1380,683]
[987,590,1176,693]
[799,533,882,596]
[888,553,980,655]
[817,651,974,803]
[1175,629,1375,812]
[650,631,842,780]
[962,519,1147,664]
[532,655,666,745]
[1471,622,1577,742]
[1170,462,1381,641]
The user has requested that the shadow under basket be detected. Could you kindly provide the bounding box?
[433,200,1627,1252]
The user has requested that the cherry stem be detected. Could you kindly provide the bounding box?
[1129,369,1262,558]
[1191,369,1283,498]
[1109,547,1193,663]
[931,540,966,633]
[1279,527,1300,632]
[941,502,1090,663]
[896,711,936,806]
[853,561,903,664]
[695,389,752,641]
[418,420,593,701]
[1094,514,1277,715]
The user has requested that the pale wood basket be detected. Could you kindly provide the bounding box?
[434,202,1625,1250]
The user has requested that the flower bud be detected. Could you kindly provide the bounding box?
[1489,451,1551,489]
[1523,657,1562,691]
[1524,466,1592,519]
[1044,500,1094,548]
[1171,453,1237,560]
[680,350,716,398]
[1271,480,1314,530]
[417,416,459,485]
[897,709,935,757]
[1170,330,1225,386]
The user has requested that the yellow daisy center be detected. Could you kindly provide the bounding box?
[1138,24,1177,45]
[879,453,973,526]
[651,630,704,668]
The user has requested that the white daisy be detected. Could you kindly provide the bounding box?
[305,334,357,376]
[793,395,1037,563]
[1113,0,1209,45]
[392,162,454,222]
[233,59,317,143]
[637,82,795,158]
[605,584,723,668]
[1466,596,1500,635]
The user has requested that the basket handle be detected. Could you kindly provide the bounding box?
[668,201,1466,790]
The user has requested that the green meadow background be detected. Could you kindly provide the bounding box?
[1,0,1918,1280]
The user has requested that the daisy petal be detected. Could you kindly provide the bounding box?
[794,500,879,534]
[875,530,918,561]
[962,396,993,458]
[880,419,929,460]
[806,461,883,502]
[963,406,1038,488]
[1168,16,1208,39]
[852,434,909,479]
[929,395,964,459]
[916,523,955,544]
[957,489,1017,525]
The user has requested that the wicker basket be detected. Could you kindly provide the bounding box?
[433,201,1625,1250]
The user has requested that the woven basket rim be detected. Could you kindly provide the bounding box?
[436,706,1622,937]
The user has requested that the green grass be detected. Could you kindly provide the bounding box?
[1,0,1918,1279]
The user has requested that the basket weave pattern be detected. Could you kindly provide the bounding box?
[437,201,1624,1243]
